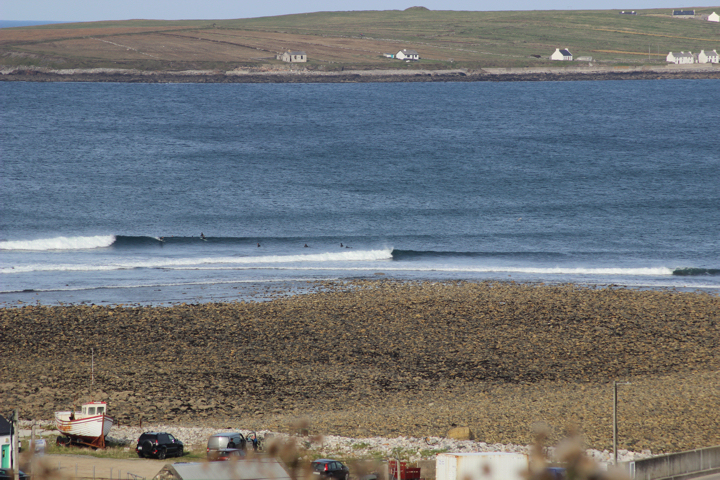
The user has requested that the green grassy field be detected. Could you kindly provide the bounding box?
[1,8,719,72]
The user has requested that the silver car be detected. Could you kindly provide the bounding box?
[207,432,246,460]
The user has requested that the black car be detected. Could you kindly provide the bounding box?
[311,459,350,480]
[136,432,184,459]
[0,468,29,480]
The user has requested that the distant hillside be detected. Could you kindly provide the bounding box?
[1,8,719,71]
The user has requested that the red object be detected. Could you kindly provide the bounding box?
[389,462,421,480]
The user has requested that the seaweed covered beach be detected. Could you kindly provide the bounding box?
[1,281,718,453]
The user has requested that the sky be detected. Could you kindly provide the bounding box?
[1,0,715,22]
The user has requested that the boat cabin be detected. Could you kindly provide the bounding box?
[76,401,107,418]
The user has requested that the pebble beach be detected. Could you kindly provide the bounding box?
[2,280,718,455]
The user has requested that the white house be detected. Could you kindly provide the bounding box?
[1,415,14,469]
[698,49,719,63]
[550,48,573,61]
[708,12,720,22]
[666,51,694,64]
[672,9,695,18]
[396,49,420,60]
[279,51,307,63]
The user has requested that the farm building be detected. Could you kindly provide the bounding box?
[672,9,695,18]
[550,48,573,61]
[666,51,694,64]
[698,50,719,63]
[396,49,420,60]
[279,51,307,63]
[709,12,719,22]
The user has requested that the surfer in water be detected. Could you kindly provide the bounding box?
[257,242,261,247]
[200,233,206,240]
[340,243,343,248]
[304,244,309,248]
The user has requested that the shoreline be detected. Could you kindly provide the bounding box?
[2,64,720,83]
[2,280,718,453]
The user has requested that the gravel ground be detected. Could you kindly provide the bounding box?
[19,420,651,469]
[3,281,719,456]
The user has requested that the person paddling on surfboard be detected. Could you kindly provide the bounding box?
[200,233,206,239]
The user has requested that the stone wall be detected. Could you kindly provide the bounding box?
[624,446,720,480]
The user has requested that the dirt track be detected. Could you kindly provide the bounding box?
[2,281,719,453]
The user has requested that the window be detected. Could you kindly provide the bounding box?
[88,407,96,415]
[97,406,104,414]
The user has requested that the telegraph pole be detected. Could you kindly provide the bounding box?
[613,381,632,465]
[13,409,19,480]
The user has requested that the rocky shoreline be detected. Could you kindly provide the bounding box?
[2,281,718,453]
[2,65,720,83]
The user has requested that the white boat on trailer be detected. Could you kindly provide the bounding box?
[55,401,113,448]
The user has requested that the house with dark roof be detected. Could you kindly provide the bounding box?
[1,415,14,469]
[666,51,694,64]
[550,48,573,61]
[396,49,420,60]
[672,9,695,18]
[698,49,719,63]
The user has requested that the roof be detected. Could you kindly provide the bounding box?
[559,49,572,56]
[154,458,292,480]
[673,52,693,57]
[288,51,306,55]
[0,415,11,436]
[400,49,419,55]
[673,10,695,14]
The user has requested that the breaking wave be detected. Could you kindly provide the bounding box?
[0,235,116,251]
[1,248,394,274]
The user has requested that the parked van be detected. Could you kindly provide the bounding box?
[207,432,246,460]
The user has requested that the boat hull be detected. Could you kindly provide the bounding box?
[55,412,113,448]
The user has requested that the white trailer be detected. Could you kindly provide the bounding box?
[435,452,530,480]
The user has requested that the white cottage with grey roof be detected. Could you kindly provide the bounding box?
[396,49,420,60]
[666,51,694,64]
[280,51,307,63]
[550,48,573,60]
[698,49,719,63]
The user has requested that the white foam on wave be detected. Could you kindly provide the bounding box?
[0,248,394,274]
[174,265,674,276]
[0,235,116,251]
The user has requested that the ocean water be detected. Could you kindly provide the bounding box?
[1,80,719,306]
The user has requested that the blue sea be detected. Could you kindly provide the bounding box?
[1,80,719,306]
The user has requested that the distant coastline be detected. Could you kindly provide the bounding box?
[0,20,70,28]
[3,64,720,83]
